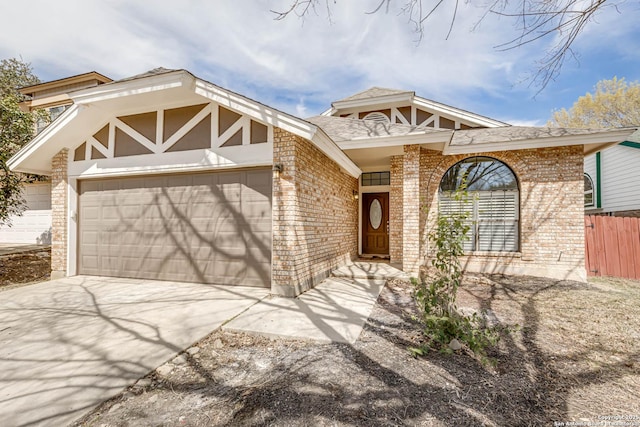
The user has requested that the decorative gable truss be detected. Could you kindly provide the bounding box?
[72,102,273,163]
[339,106,475,130]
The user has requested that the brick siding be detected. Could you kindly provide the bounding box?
[401,145,421,274]
[389,156,403,264]
[393,145,586,281]
[272,128,358,296]
[51,149,68,278]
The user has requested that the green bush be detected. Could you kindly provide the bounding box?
[410,187,503,364]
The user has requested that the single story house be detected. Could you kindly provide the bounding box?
[8,68,637,296]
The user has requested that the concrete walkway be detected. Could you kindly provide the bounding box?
[0,276,269,427]
[224,262,408,344]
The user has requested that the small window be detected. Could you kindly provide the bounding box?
[584,173,594,207]
[49,105,68,121]
[35,105,70,134]
[362,171,390,186]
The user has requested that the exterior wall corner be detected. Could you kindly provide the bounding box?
[271,128,358,296]
[402,145,421,275]
[51,148,69,277]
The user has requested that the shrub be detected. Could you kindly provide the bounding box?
[410,187,503,364]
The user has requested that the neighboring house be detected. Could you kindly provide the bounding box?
[19,71,113,134]
[0,72,112,244]
[584,140,640,217]
[8,68,637,295]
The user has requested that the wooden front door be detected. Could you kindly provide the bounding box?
[362,192,389,255]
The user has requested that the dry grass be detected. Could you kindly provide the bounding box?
[457,274,640,422]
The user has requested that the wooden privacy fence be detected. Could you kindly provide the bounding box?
[585,215,640,280]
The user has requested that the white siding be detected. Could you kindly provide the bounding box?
[0,183,52,244]
[584,144,640,213]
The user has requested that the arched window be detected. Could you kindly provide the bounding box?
[584,173,594,207]
[439,156,519,252]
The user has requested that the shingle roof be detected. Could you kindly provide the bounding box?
[449,126,628,146]
[307,115,449,141]
[114,67,179,83]
[333,87,414,104]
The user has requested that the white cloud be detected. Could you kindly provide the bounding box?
[0,0,638,120]
[295,97,308,117]
[505,119,546,127]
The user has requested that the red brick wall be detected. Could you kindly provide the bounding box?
[51,149,68,278]
[272,128,358,296]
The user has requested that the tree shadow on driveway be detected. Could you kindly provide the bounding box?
[79,275,640,426]
[0,276,268,427]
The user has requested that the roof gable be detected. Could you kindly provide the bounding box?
[327,86,509,129]
[334,87,414,103]
[9,69,360,178]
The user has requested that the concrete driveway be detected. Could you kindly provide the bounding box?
[0,276,269,427]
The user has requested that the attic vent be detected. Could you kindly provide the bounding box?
[362,112,390,124]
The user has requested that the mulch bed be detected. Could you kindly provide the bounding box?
[0,247,51,289]
[75,273,640,426]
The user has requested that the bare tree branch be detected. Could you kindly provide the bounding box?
[270,0,619,92]
[271,0,319,21]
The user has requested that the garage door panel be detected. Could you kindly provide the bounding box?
[78,169,271,287]
[244,220,272,234]
[215,235,249,253]
[101,206,125,220]
[121,257,144,274]
[100,180,120,191]
[99,230,121,246]
[245,229,271,247]
[80,256,99,271]
[81,181,101,192]
[81,231,99,246]
[100,256,120,272]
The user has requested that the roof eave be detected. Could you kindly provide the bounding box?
[443,128,638,155]
[311,129,362,178]
[8,104,83,175]
[337,130,453,151]
[332,92,414,111]
[412,97,509,128]
[194,79,316,140]
[18,71,113,95]
[71,70,195,104]
[194,79,360,176]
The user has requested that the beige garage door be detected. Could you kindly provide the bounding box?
[78,169,272,287]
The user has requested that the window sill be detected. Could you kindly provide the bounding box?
[463,251,521,258]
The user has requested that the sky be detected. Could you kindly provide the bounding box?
[1,0,639,126]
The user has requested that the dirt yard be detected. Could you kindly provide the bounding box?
[0,247,51,290]
[67,273,640,427]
